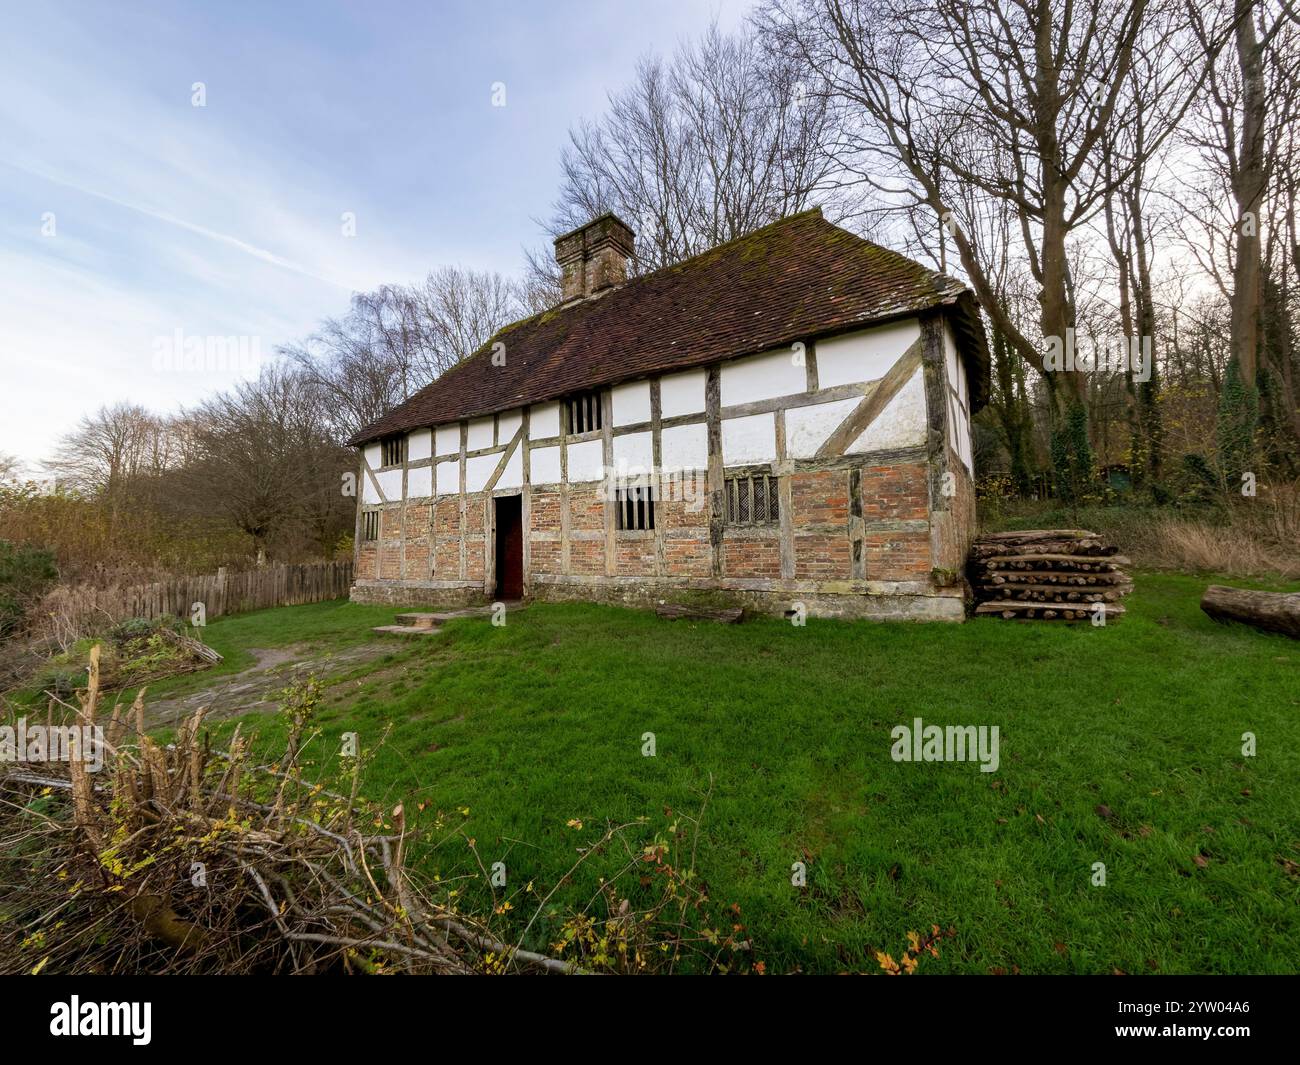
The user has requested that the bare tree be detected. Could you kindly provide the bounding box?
[46,403,178,497]
[545,21,847,275]
[759,0,1221,466]
[408,266,525,377]
[1095,26,1204,486]
[0,452,22,483]
[1186,0,1300,475]
[519,245,563,314]
[286,268,526,442]
[180,365,353,559]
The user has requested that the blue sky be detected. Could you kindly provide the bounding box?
[0,0,750,469]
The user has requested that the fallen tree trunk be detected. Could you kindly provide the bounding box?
[1200,585,1300,639]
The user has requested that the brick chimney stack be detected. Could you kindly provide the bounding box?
[554,213,636,301]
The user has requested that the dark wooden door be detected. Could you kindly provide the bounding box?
[494,496,523,600]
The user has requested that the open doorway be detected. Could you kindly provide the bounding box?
[493,495,523,600]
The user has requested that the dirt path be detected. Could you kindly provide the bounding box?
[141,641,397,730]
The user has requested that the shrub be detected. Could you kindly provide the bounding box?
[32,665,85,699]
[27,613,209,698]
[108,614,185,644]
[0,540,58,638]
[1216,361,1260,485]
[108,617,154,644]
[1049,400,1098,504]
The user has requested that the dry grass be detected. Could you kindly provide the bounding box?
[983,478,1300,580]
[1140,518,1300,579]
[1139,481,1300,579]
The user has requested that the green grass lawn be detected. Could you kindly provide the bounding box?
[186,574,1299,974]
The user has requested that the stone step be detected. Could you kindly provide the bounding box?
[394,611,461,627]
[372,624,443,637]
[375,604,517,640]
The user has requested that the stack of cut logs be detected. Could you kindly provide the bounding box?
[969,529,1133,622]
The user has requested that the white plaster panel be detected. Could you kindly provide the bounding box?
[435,459,459,496]
[785,397,861,459]
[957,407,973,473]
[498,445,524,489]
[375,468,403,502]
[612,431,653,475]
[566,439,604,483]
[817,319,921,388]
[465,453,498,493]
[611,381,652,427]
[497,409,523,443]
[362,474,381,504]
[849,368,926,453]
[722,412,777,465]
[407,465,432,498]
[530,445,561,485]
[949,391,973,474]
[660,423,708,471]
[467,417,494,452]
[530,402,560,439]
[435,425,460,456]
[720,349,807,407]
[364,443,381,469]
[659,369,707,417]
[407,429,432,462]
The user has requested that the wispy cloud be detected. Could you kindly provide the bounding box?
[2,160,359,291]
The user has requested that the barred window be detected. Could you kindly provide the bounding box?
[381,436,405,468]
[362,511,380,542]
[725,473,779,525]
[615,485,655,531]
[566,390,603,435]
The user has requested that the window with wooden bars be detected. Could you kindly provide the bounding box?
[380,436,406,468]
[362,510,380,541]
[565,390,603,435]
[615,485,655,531]
[725,473,779,525]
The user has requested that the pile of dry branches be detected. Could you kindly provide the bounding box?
[1,646,751,975]
[0,646,579,975]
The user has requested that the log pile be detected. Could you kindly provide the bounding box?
[969,529,1133,622]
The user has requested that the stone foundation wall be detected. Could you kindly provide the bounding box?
[528,575,964,621]
[350,580,487,609]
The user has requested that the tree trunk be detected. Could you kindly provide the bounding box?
[1230,0,1266,391]
[1200,584,1300,638]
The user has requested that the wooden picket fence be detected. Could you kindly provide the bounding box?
[39,561,354,637]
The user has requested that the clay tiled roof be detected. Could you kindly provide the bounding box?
[349,208,987,446]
